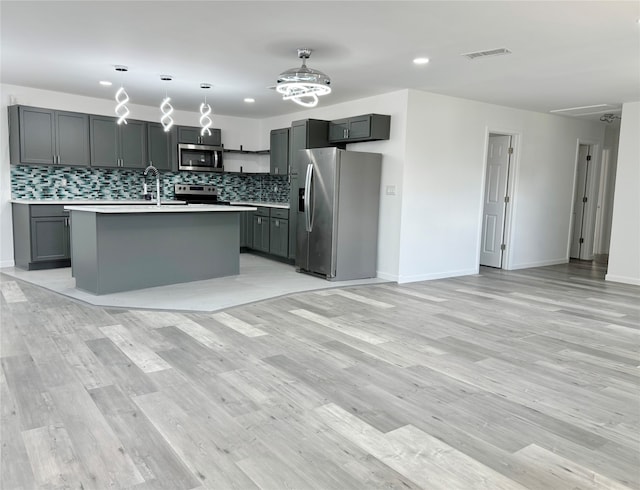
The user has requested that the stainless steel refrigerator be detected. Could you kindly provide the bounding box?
[295,147,382,280]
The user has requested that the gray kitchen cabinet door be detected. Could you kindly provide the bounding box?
[18,106,56,165]
[288,173,298,259]
[269,217,288,257]
[346,115,372,139]
[120,120,147,168]
[30,216,69,262]
[90,116,120,167]
[252,215,270,253]
[328,114,390,143]
[147,123,176,171]
[270,128,289,175]
[177,126,200,144]
[177,126,221,145]
[55,111,90,166]
[240,211,255,248]
[329,118,349,142]
[200,129,221,146]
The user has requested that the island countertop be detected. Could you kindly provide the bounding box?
[64,204,257,214]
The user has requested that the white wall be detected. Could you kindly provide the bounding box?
[606,101,640,286]
[397,90,605,283]
[0,83,263,267]
[259,90,409,281]
[596,123,621,254]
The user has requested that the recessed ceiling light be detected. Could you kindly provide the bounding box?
[244,98,255,103]
[413,57,430,65]
[99,80,112,86]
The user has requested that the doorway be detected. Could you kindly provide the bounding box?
[570,144,597,260]
[480,133,514,268]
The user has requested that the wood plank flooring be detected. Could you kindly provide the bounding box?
[1,260,638,489]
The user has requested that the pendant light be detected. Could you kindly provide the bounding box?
[199,83,213,136]
[159,75,174,132]
[276,48,331,108]
[114,65,130,125]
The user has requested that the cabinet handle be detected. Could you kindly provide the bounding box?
[343,128,347,139]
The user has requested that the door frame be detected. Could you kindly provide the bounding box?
[477,128,520,270]
[567,139,601,260]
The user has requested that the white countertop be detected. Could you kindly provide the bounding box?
[12,199,187,205]
[64,204,257,214]
[230,201,290,209]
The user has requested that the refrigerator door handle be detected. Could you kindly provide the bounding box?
[304,162,313,232]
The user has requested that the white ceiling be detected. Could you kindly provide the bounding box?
[1,1,638,119]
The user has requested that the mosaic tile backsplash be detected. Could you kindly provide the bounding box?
[11,165,290,202]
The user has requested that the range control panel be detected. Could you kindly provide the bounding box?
[174,184,218,196]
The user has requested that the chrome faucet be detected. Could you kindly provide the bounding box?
[143,164,161,206]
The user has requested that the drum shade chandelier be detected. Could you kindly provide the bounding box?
[276,48,331,108]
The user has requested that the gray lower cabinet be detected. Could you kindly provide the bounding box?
[288,173,298,260]
[90,115,147,168]
[239,210,254,248]
[269,217,288,257]
[244,207,289,258]
[147,123,177,171]
[252,215,270,253]
[328,114,391,143]
[12,203,71,270]
[177,126,221,146]
[8,105,90,166]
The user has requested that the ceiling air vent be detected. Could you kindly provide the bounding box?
[462,48,512,60]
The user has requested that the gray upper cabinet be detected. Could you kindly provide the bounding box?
[8,105,89,166]
[328,114,391,143]
[90,115,147,168]
[177,126,221,146]
[290,119,330,175]
[147,123,177,171]
[270,128,289,175]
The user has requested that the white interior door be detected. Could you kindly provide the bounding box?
[480,135,511,268]
[570,144,590,259]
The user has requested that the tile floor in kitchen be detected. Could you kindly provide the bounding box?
[0,253,388,312]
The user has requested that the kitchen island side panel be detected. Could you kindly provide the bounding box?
[71,211,240,294]
[70,211,99,292]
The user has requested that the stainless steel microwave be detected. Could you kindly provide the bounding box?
[178,144,224,172]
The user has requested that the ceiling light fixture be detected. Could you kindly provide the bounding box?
[159,75,174,132]
[114,65,130,125]
[600,113,621,123]
[244,98,255,103]
[100,80,112,86]
[276,48,331,108]
[199,83,213,136]
[413,57,430,65]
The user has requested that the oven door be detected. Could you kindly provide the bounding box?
[178,144,223,171]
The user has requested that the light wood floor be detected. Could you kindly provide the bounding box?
[1,261,638,489]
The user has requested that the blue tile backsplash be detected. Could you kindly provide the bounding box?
[10,165,289,202]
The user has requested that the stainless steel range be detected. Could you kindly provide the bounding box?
[174,184,230,204]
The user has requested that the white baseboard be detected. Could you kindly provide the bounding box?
[507,258,567,270]
[0,260,15,268]
[605,274,640,286]
[376,271,399,282]
[397,268,478,284]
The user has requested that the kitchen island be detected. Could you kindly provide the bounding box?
[64,204,256,294]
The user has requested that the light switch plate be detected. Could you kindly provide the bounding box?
[385,185,396,195]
